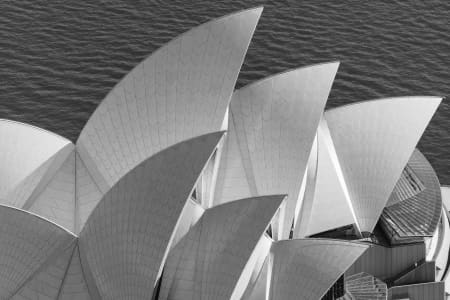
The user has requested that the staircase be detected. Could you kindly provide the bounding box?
[345,272,388,300]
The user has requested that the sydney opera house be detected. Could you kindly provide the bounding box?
[1,6,449,300]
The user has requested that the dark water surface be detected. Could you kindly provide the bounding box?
[0,0,449,183]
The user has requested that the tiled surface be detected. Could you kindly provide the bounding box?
[0,119,72,199]
[76,8,262,190]
[5,152,59,208]
[58,245,93,300]
[79,133,223,299]
[0,206,75,299]
[75,152,103,234]
[325,96,442,233]
[28,150,76,232]
[228,62,339,239]
[160,195,284,300]
[231,234,272,299]
[270,239,367,300]
[11,243,75,300]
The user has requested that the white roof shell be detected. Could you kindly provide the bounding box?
[218,62,339,239]
[325,96,442,233]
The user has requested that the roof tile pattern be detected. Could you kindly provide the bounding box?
[228,62,339,239]
[76,8,262,190]
[160,195,284,300]
[270,239,368,300]
[5,147,67,208]
[0,120,72,199]
[324,97,442,233]
[0,206,75,299]
[11,243,75,300]
[79,132,223,299]
[28,150,76,233]
[75,153,103,234]
[58,245,93,300]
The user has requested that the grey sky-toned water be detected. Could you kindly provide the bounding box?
[0,0,449,183]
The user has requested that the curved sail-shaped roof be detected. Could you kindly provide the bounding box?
[270,239,368,300]
[25,150,76,233]
[79,132,224,299]
[76,7,262,192]
[58,244,95,300]
[75,151,103,233]
[324,96,442,233]
[11,242,76,299]
[0,205,75,299]
[0,119,73,202]
[10,241,97,299]
[219,62,339,239]
[159,195,284,300]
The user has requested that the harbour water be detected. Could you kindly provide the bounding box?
[0,0,449,183]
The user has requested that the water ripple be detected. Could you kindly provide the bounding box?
[0,0,449,183]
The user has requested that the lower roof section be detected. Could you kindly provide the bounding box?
[25,149,76,233]
[242,254,270,300]
[0,205,76,299]
[159,195,285,300]
[270,239,367,300]
[58,244,95,300]
[79,132,223,299]
[12,242,76,299]
[223,62,339,239]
